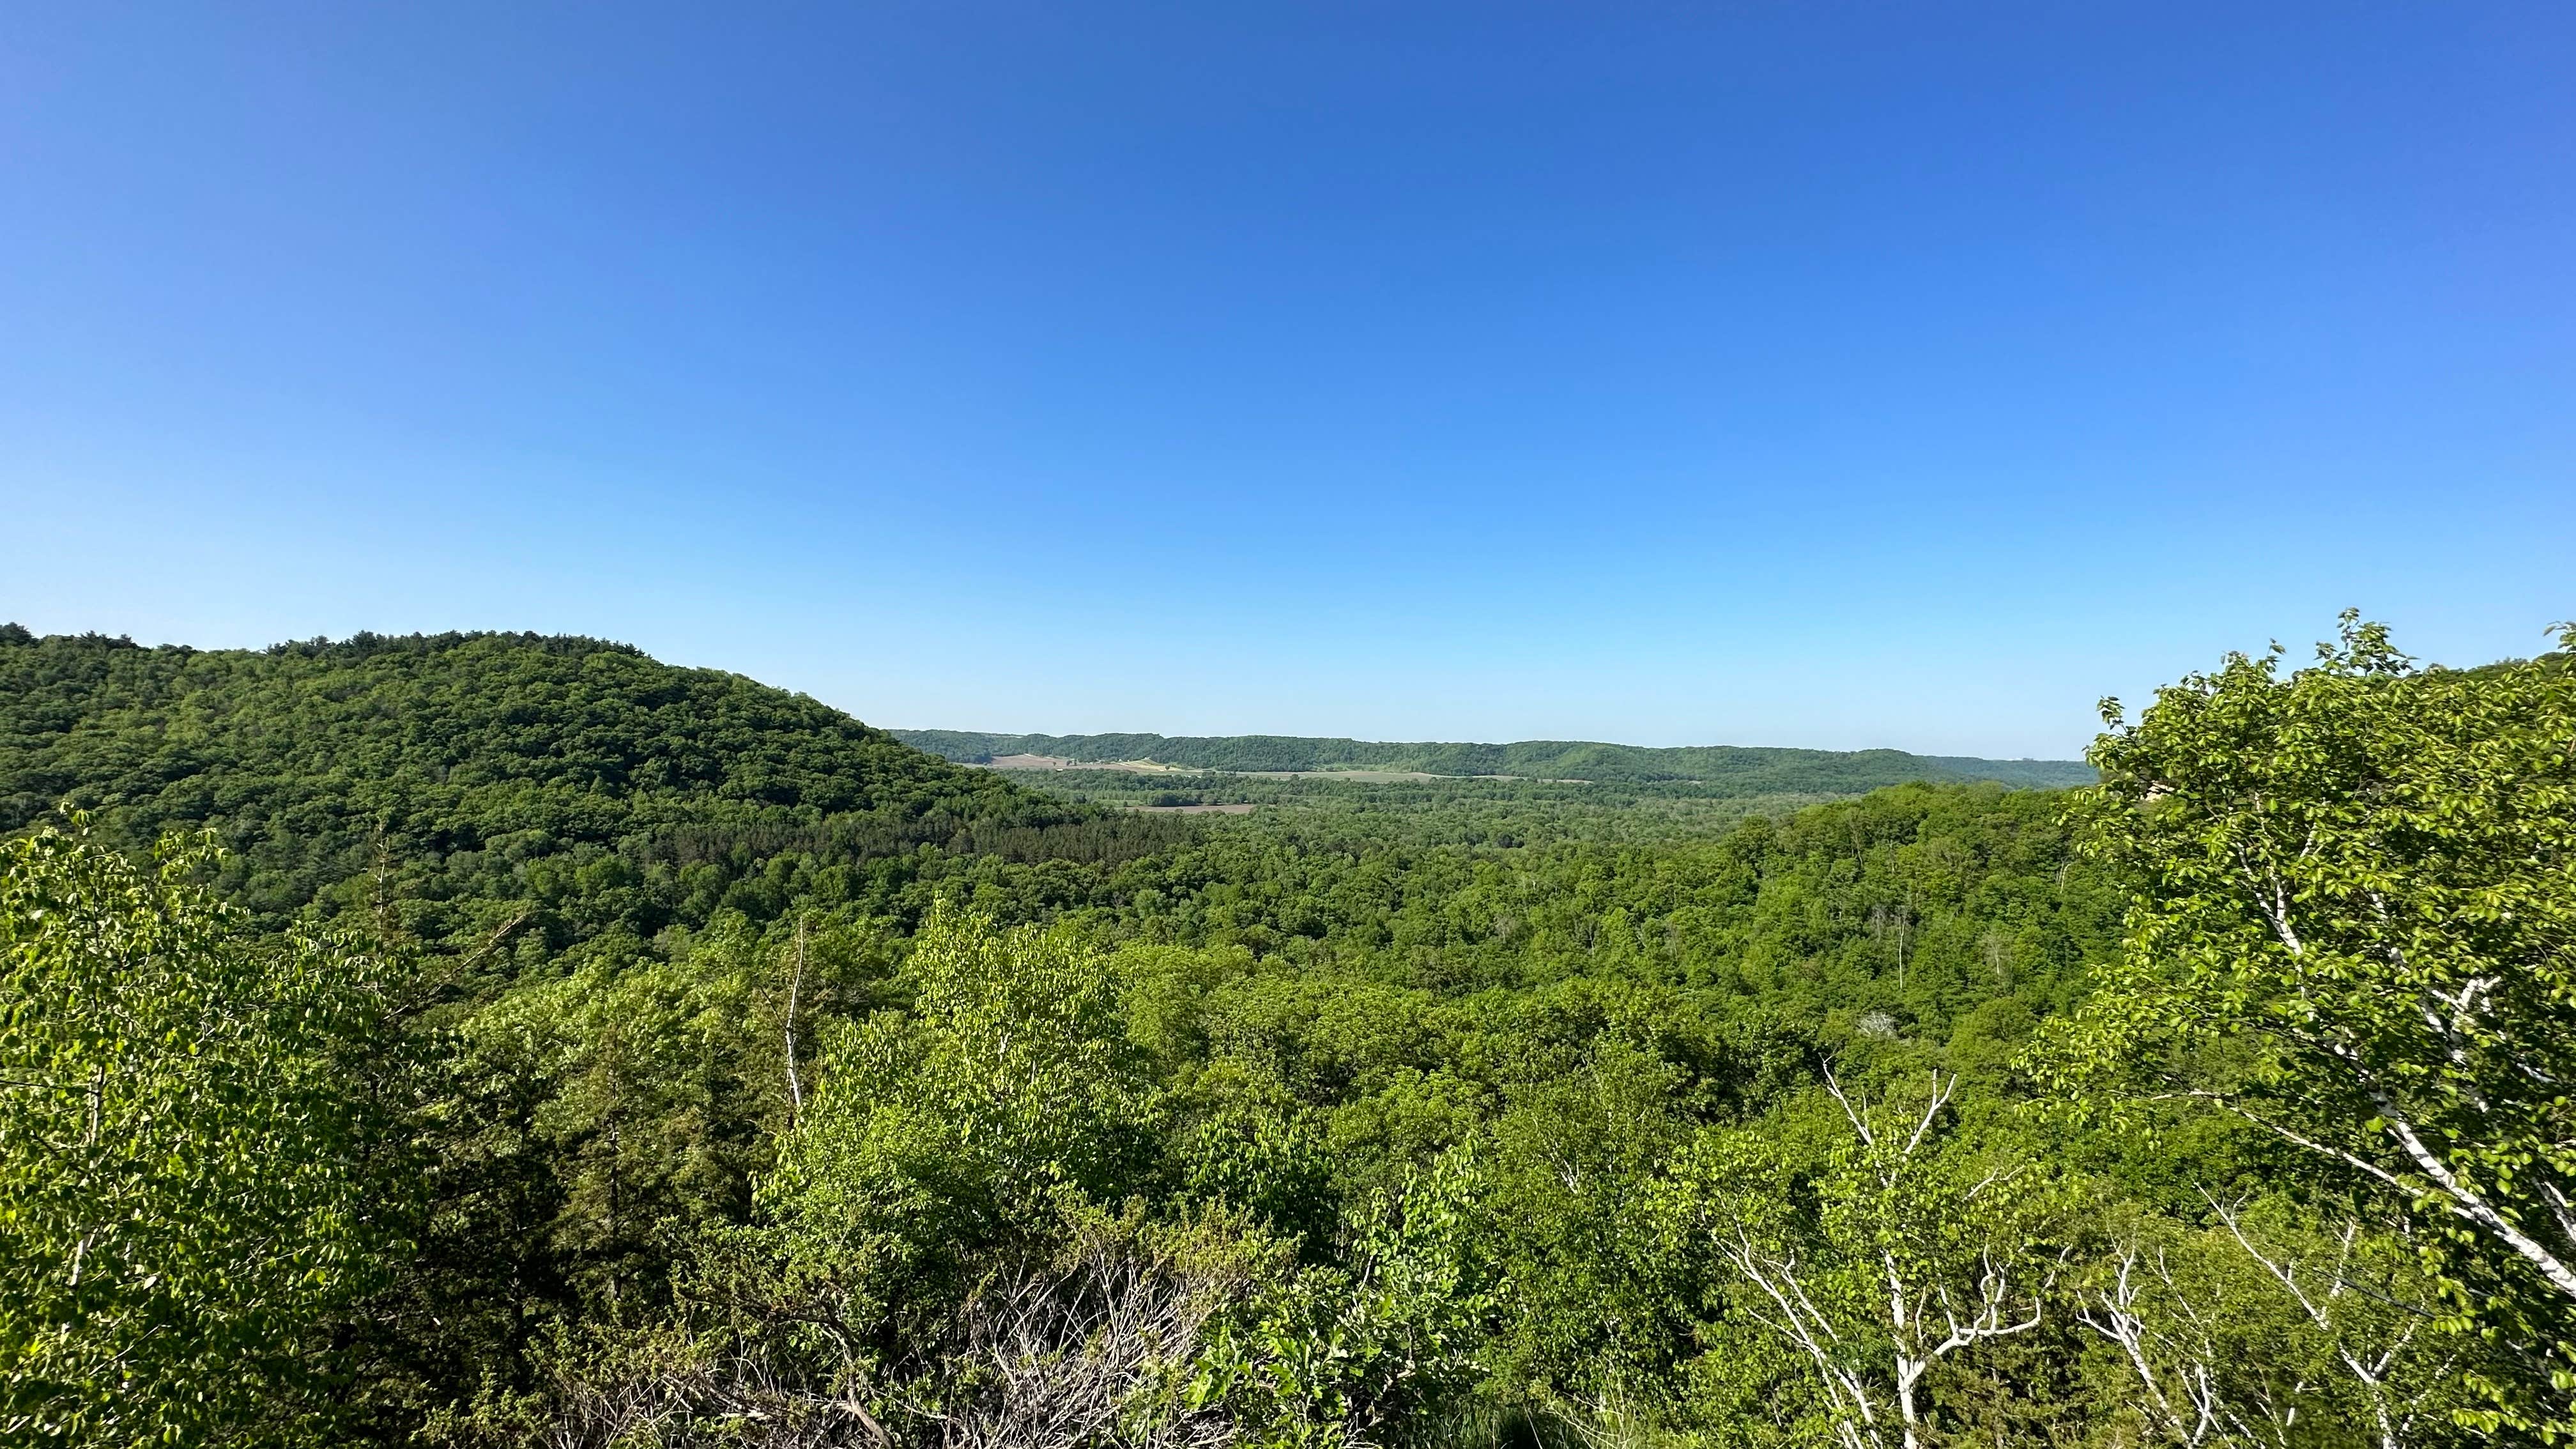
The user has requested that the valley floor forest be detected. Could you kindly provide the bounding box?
[4,615,2573,1449]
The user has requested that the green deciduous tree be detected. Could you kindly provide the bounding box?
[2077,1196,2474,1448]
[0,824,397,1446]
[2039,616,2576,1424]
[757,906,1164,1338]
[1662,1071,2062,1449]
[1191,1142,1503,1449]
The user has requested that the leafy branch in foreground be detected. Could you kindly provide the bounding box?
[2034,615,2576,1427]
[1,821,401,1446]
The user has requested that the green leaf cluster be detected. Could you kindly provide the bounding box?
[1,825,392,1445]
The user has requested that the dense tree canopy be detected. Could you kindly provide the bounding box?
[1,620,2565,1446]
[0,629,1186,951]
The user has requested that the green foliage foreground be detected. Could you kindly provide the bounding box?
[0,826,395,1445]
[1,618,2571,1446]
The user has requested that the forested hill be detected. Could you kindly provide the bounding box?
[894,727,2096,790]
[0,627,1154,935]
[15,617,2572,1444]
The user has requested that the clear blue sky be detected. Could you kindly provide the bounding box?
[5,3,2570,758]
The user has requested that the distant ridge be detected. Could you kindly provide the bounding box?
[892,729,2096,792]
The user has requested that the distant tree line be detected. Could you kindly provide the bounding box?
[3,619,2571,1447]
[893,728,2096,790]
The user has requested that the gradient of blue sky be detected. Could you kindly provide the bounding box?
[4,2,2570,757]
